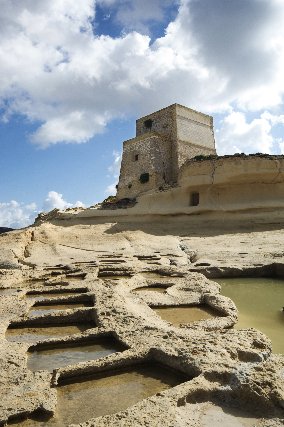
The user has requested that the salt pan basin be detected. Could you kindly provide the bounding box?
[28,337,125,372]
[217,277,284,353]
[10,364,188,426]
[153,305,218,326]
[6,324,92,343]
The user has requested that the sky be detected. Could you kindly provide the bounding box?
[1,0,284,228]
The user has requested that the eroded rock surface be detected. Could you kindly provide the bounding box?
[0,216,283,426]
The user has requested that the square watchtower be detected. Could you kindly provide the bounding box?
[117,104,216,199]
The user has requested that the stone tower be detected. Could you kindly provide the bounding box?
[117,103,216,199]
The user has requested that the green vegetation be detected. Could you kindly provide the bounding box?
[139,173,150,183]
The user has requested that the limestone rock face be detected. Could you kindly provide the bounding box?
[0,215,283,426]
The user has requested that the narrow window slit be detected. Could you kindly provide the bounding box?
[190,192,199,206]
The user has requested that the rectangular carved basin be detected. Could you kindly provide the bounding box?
[8,364,189,426]
[26,290,87,301]
[5,324,93,343]
[153,305,219,326]
[28,302,93,317]
[56,364,188,423]
[28,337,126,372]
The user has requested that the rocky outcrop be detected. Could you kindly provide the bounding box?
[0,218,283,426]
[0,227,13,234]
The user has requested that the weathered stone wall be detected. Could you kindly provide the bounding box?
[177,140,216,169]
[101,155,284,216]
[176,104,214,143]
[136,105,176,139]
[117,104,217,199]
[133,155,284,214]
[175,104,216,169]
[117,133,172,199]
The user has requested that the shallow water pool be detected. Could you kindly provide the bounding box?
[9,364,188,426]
[6,324,92,343]
[216,277,284,353]
[153,305,218,326]
[28,337,124,372]
[28,302,92,317]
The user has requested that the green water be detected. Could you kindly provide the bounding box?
[216,277,284,353]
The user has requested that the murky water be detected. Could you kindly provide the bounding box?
[29,303,92,317]
[9,364,188,426]
[6,324,92,343]
[216,277,284,353]
[28,337,125,372]
[199,403,260,427]
[153,305,218,326]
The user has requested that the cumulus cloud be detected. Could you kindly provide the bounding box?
[0,201,37,229]
[105,151,122,195]
[216,110,284,155]
[43,191,85,211]
[0,191,85,228]
[1,0,284,149]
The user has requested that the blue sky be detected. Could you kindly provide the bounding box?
[1,0,284,228]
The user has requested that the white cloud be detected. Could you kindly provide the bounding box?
[105,150,122,195]
[216,110,284,155]
[0,191,85,228]
[105,183,117,196]
[43,191,85,211]
[279,142,284,154]
[1,0,284,148]
[31,112,107,147]
[0,200,37,229]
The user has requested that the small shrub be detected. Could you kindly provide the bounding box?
[101,195,116,204]
[193,155,207,161]
[139,172,149,183]
[193,154,217,161]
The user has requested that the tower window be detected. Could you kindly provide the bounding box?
[134,154,139,161]
[139,172,149,184]
[190,192,199,206]
[144,119,153,129]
